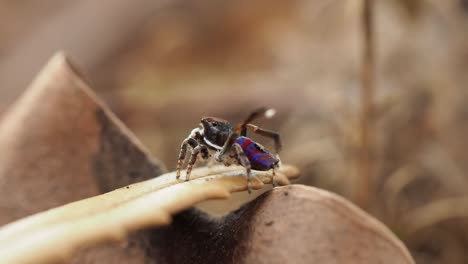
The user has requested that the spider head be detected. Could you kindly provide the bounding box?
[200,117,234,148]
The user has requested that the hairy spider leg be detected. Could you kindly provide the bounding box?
[176,137,198,179]
[176,141,188,178]
[215,132,239,162]
[238,107,268,129]
[232,143,253,193]
[234,107,281,155]
[177,127,210,179]
[200,145,209,159]
[271,167,277,187]
[243,124,282,155]
[185,144,209,181]
[235,107,269,134]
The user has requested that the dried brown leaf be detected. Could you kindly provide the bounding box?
[0,165,299,263]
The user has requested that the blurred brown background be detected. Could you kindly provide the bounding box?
[2,0,468,263]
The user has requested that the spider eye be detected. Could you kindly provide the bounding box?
[213,123,217,127]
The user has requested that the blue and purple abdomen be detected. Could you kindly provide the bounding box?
[235,136,279,171]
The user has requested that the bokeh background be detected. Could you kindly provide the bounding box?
[2,0,468,263]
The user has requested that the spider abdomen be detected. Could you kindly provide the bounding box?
[235,136,279,171]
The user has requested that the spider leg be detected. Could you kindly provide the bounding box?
[215,133,238,162]
[200,144,209,160]
[232,143,252,194]
[199,143,211,167]
[271,167,277,187]
[176,137,198,179]
[176,141,188,179]
[186,145,205,181]
[235,107,269,134]
[244,124,282,155]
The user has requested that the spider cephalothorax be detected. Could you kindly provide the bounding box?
[176,108,282,193]
[200,117,233,150]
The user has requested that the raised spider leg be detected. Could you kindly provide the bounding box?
[232,143,253,194]
[238,107,268,129]
[243,124,282,155]
[234,107,281,155]
[235,107,268,134]
[176,137,198,179]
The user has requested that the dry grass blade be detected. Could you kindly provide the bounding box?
[403,196,468,234]
[0,165,299,263]
[357,0,376,210]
